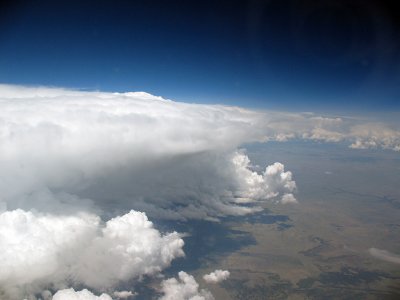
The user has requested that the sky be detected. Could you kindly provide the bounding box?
[1,2,400,299]
[0,0,399,111]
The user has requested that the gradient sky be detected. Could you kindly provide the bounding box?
[0,0,399,111]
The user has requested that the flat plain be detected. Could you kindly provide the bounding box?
[190,141,400,299]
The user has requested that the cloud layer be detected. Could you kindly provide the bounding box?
[0,84,399,298]
[257,113,400,151]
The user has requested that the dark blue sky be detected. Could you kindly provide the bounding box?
[0,0,399,111]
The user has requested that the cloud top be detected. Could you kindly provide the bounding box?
[53,288,112,300]
[159,271,214,300]
[0,84,399,298]
[0,209,184,298]
[0,84,299,220]
[203,270,230,283]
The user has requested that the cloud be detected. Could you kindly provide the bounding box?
[231,153,296,204]
[258,112,400,151]
[0,84,300,299]
[348,123,400,151]
[280,193,298,204]
[113,290,136,299]
[368,248,400,264]
[0,84,298,221]
[159,271,214,300]
[0,209,184,299]
[53,288,112,300]
[203,270,230,283]
[1,84,399,298]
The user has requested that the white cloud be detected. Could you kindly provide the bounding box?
[0,84,300,299]
[113,290,136,299]
[259,111,400,151]
[231,153,296,203]
[348,122,400,151]
[0,84,297,221]
[203,270,230,283]
[280,193,298,204]
[1,84,399,298]
[52,288,112,300]
[0,84,398,222]
[0,209,184,299]
[76,211,184,290]
[159,271,214,300]
[368,248,400,264]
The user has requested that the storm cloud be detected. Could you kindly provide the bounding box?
[0,84,398,298]
[0,84,296,298]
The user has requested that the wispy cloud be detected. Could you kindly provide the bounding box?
[369,248,400,265]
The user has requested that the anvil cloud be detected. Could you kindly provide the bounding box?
[0,84,398,299]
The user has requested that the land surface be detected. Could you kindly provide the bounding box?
[188,142,400,299]
[136,141,400,299]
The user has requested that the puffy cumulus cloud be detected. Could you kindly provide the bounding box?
[368,248,400,264]
[159,271,214,300]
[0,209,183,299]
[77,211,184,289]
[231,153,296,204]
[203,270,230,283]
[280,193,298,204]
[32,288,136,299]
[52,288,112,300]
[0,209,99,298]
[113,290,136,299]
